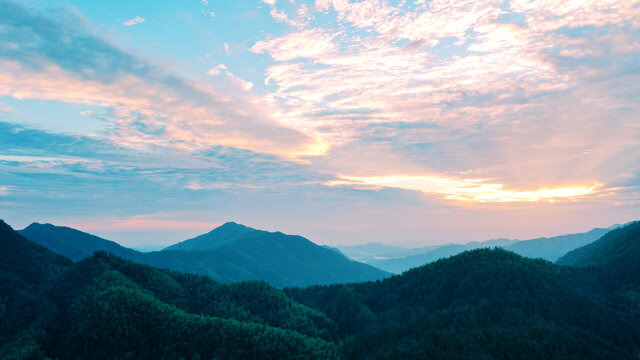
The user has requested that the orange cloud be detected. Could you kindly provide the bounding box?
[327,175,603,203]
[0,60,327,159]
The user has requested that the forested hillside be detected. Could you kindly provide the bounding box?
[0,220,340,360]
[3,219,640,360]
[286,248,640,360]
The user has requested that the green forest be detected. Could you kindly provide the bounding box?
[1,220,640,359]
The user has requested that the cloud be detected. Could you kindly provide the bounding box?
[263,0,276,5]
[251,29,336,60]
[269,7,305,28]
[250,0,640,197]
[0,185,14,196]
[0,120,134,160]
[206,64,254,90]
[206,64,228,76]
[326,175,603,203]
[123,16,145,26]
[0,0,326,158]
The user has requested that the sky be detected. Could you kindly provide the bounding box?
[0,0,639,248]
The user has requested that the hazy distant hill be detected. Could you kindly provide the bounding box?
[367,238,517,273]
[506,227,617,262]
[557,221,640,271]
[19,222,390,287]
[354,226,622,273]
[336,242,438,262]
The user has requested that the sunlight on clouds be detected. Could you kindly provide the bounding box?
[326,175,602,203]
[251,29,336,61]
[0,60,324,158]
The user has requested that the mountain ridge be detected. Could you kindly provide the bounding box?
[350,225,623,273]
[163,221,256,251]
[18,221,390,288]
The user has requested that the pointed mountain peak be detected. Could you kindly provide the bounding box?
[163,221,257,252]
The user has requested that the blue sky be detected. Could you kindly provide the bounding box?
[1,0,639,247]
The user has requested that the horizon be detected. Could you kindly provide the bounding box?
[1,0,639,247]
[8,218,632,250]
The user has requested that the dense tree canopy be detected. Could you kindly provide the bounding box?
[2,219,640,359]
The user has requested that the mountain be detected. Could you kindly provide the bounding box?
[0,220,72,284]
[18,222,139,261]
[557,222,640,277]
[363,226,621,274]
[336,242,438,262]
[18,222,391,288]
[163,221,255,251]
[367,238,517,273]
[287,248,640,359]
[139,229,391,287]
[506,226,618,262]
[4,218,640,359]
[0,220,73,350]
[0,220,340,360]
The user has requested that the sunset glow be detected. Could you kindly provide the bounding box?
[0,0,638,246]
[327,176,601,203]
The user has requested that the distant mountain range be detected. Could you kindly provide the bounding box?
[287,221,640,359]
[557,221,640,268]
[3,218,640,359]
[339,224,625,273]
[18,222,390,288]
[336,242,440,262]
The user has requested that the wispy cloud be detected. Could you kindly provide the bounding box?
[250,0,640,198]
[251,28,336,60]
[327,175,602,203]
[0,185,15,196]
[123,16,145,26]
[1,0,639,243]
[206,64,254,90]
[0,1,325,158]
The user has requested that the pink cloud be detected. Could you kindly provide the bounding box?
[0,60,325,158]
[123,16,145,26]
[251,29,337,61]
[247,0,640,198]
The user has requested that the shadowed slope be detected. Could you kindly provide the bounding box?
[1,220,341,360]
[18,222,139,262]
[18,222,390,287]
[287,248,640,360]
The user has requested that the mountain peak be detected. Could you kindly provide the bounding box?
[23,222,56,231]
[163,221,257,252]
[218,221,250,230]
